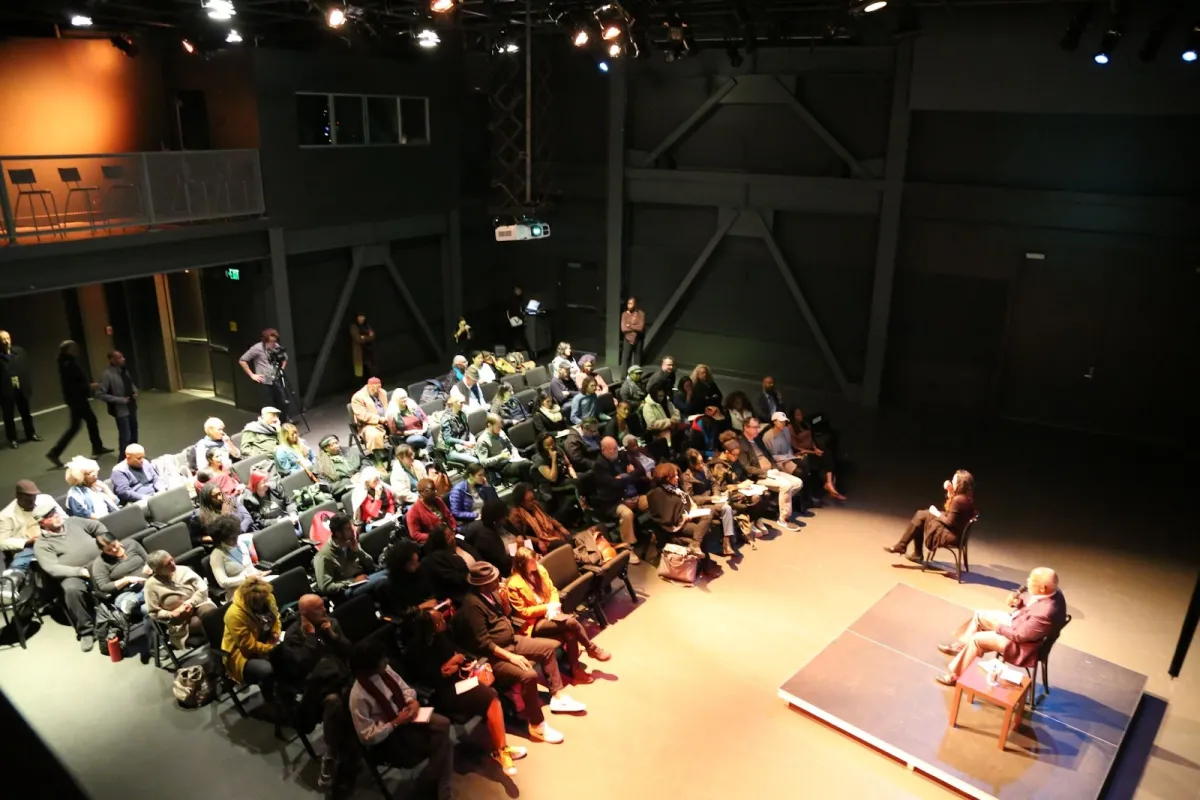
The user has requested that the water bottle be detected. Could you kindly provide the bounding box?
[107,633,124,663]
[986,660,999,688]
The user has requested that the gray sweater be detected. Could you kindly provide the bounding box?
[91,540,149,596]
[33,518,104,579]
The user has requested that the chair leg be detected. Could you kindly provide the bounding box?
[963,543,970,573]
[953,550,963,583]
[621,567,637,603]
[590,596,609,628]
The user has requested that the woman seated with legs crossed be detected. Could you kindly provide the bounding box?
[884,470,976,564]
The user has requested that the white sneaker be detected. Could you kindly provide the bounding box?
[549,693,587,714]
[529,722,565,743]
[628,553,641,565]
[777,519,801,532]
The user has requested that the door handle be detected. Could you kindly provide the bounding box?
[1083,366,1094,380]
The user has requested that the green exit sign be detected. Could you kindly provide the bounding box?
[225,268,240,280]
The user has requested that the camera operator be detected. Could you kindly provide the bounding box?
[239,328,289,422]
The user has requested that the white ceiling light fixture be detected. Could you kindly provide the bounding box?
[431,0,455,13]
[328,7,347,27]
[69,14,93,27]
[851,0,888,13]
[226,29,243,43]
[417,29,440,48]
[203,0,237,21]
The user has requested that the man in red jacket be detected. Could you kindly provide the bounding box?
[405,479,457,545]
[935,567,1068,686]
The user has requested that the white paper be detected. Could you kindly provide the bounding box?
[740,485,766,496]
[455,677,479,695]
[687,507,711,519]
[263,574,280,582]
[507,542,518,556]
[415,706,435,723]
[508,316,523,328]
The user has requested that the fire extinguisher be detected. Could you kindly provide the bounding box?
[107,633,123,663]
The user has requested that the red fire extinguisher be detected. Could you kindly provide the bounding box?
[107,633,123,663]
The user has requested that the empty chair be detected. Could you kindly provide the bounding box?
[595,366,615,387]
[541,544,598,620]
[280,470,314,496]
[269,566,311,612]
[358,521,394,564]
[501,373,526,392]
[8,168,60,241]
[508,420,536,454]
[98,504,152,542]
[420,398,444,417]
[142,522,195,558]
[407,381,431,401]
[147,486,194,527]
[231,454,272,484]
[346,403,367,454]
[524,365,548,387]
[57,167,100,233]
[596,392,616,417]
[481,382,501,403]
[100,164,144,223]
[466,408,488,436]
[514,388,537,411]
[252,521,312,574]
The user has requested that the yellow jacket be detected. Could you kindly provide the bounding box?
[221,592,280,684]
[505,565,559,634]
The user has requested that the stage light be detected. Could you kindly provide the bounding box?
[431,0,454,12]
[598,60,609,72]
[851,0,887,13]
[1094,25,1122,65]
[417,29,440,48]
[109,35,138,58]
[573,28,590,47]
[1093,52,1109,64]
[69,14,92,27]
[607,41,623,57]
[226,29,242,43]
[1185,25,1199,62]
[182,39,196,54]
[203,0,236,21]
[595,3,630,41]
[1060,1,1095,51]
[328,7,347,27]
[601,23,622,40]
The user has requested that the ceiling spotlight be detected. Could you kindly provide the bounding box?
[601,24,622,40]
[573,28,590,47]
[595,3,630,41]
[851,0,887,13]
[1060,1,1096,51]
[598,61,610,72]
[328,7,347,27]
[182,39,196,54]
[1094,25,1122,65]
[1184,25,1199,62]
[607,41,623,57]
[431,0,455,11]
[495,39,519,54]
[417,29,440,48]
[69,14,93,27]
[203,0,236,21]
[109,35,138,58]
[226,29,242,43]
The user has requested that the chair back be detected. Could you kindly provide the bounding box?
[230,431,244,449]
[141,522,193,557]
[57,167,83,184]
[501,374,526,392]
[421,398,444,416]
[595,366,615,387]
[176,546,207,575]
[508,420,535,451]
[540,543,581,590]
[481,382,501,403]
[271,567,311,610]
[101,165,127,181]
[147,485,193,525]
[1038,613,1072,664]
[466,409,488,436]
[524,366,548,387]
[280,470,313,496]
[7,168,36,186]
[253,520,301,562]
[98,504,151,540]
[332,593,384,642]
[200,603,230,652]
[299,500,339,537]
[515,388,537,411]
[358,521,395,563]
[407,381,429,401]
[960,514,980,548]
[596,391,616,417]
[341,491,357,518]
[232,454,272,483]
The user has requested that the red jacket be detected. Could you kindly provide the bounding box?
[405,496,457,544]
[997,590,1068,667]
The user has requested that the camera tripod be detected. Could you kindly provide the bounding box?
[272,359,309,433]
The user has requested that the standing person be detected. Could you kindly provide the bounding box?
[0,330,40,449]
[96,350,139,456]
[239,328,289,422]
[349,313,377,383]
[47,340,110,468]
[619,297,646,373]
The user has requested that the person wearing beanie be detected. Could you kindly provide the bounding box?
[242,470,298,530]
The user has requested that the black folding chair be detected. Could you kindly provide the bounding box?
[98,505,152,542]
[147,486,195,527]
[358,522,395,564]
[541,544,600,622]
[232,454,272,484]
[299,500,338,539]
[270,566,312,613]
[253,522,314,575]
[280,470,314,496]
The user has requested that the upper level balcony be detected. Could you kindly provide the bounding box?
[0,149,264,245]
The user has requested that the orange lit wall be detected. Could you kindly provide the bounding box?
[0,37,166,156]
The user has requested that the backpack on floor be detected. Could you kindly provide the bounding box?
[172,665,215,709]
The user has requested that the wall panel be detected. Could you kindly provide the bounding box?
[0,292,73,413]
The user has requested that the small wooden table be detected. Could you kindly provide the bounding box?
[948,660,1033,751]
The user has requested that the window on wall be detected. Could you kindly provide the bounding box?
[296,93,430,147]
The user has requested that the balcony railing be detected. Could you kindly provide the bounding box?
[0,149,265,245]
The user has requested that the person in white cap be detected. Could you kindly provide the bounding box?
[31,502,104,651]
[736,417,803,532]
[240,406,283,459]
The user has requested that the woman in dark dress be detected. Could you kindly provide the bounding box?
[883,470,976,563]
[418,523,479,607]
[687,364,723,417]
[402,608,526,775]
[381,540,437,617]
[789,407,846,501]
[463,499,513,575]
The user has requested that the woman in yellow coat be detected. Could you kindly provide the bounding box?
[221,576,281,697]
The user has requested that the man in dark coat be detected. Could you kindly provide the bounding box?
[47,341,111,468]
[0,330,40,449]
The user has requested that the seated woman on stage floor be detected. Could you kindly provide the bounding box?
[883,469,976,564]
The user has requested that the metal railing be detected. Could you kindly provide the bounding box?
[0,149,265,244]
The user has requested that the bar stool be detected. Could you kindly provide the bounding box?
[100,164,144,227]
[6,168,60,241]
[57,167,100,234]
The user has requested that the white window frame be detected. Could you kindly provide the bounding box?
[296,92,430,149]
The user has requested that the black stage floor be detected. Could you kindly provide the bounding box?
[778,584,1148,800]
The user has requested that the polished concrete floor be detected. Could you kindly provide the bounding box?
[0,378,1196,800]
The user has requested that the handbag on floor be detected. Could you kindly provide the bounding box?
[172,665,214,709]
[656,543,699,584]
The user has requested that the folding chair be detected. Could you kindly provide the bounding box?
[253,522,314,575]
[501,374,526,392]
[232,454,272,484]
[280,470,314,496]
[358,521,395,564]
[98,505,152,542]
[147,486,195,527]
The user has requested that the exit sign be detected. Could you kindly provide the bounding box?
[225,268,240,280]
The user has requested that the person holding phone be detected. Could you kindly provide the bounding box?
[314,513,387,600]
[349,638,454,799]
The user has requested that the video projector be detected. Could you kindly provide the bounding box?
[494,222,551,242]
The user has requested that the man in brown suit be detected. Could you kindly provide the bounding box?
[935,567,1068,686]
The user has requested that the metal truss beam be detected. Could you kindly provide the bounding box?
[268,227,301,403]
[639,78,738,168]
[626,168,882,215]
[303,246,363,408]
[385,252,443,361]
[774,76,870,179]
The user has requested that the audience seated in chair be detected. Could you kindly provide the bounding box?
[93,532,150,616]
[240,407,283,459]
[145,549,215,651]
[735,419,802,532]
[64,456,119,519]
[0,480,61,573]
[277,595,355,791]
[681,449,741,558]
[406,479,458,545]
[194,417,241,470]
[689,405,730,459]
[620,436,655,492]
[315,513,387,600]
[402,608,527,777]
[348,638,455,799]
[350,467,397,530]
[389,444,428,507]
[475,413,529,485]
[762,411,805,478]
[506,546,610,683]
[616,364,648,406]
[465,499,515,574]
[646,463,719,576]
[351,379,391,457]
[723,391,753,433]
[420,523,479,607]
[531,391,569,440]
[507,483,570,555]
[530,434,580,525]
[884,470,976,564]
[752,375,785,424]
[641,385,681,431]
[575,354,608,393]
[208,515,267,590]
[674,377,694,418]
[313,435,361,500]
[469,350,497,384]
[387,389,431,452]
[449,366,489,412]
[789,407,846,501]
[588,437,641,563]
[221,576,281,711]
[567,376,606,425]
[190,483,252,546]
[490,383,531,427]
[275,423,315,477]
[562,417,602,474]
[549,342,579,383]
[242,472,298,531]
[449,354,469,384]
[111,444,166,505]
[645,356,677,400]
[448,463,499,526]
[457,561,584,744]
[935,567,1066,687]
[438,396,481,468]
[710,438,771,538]
[198,447,244,498]
[603,400,642,443]
[32,502,102,650]
[381,540,437,617]
[549,364,578,409]
[686,364,723,417]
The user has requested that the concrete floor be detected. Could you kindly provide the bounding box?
[0,380,1196,800]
